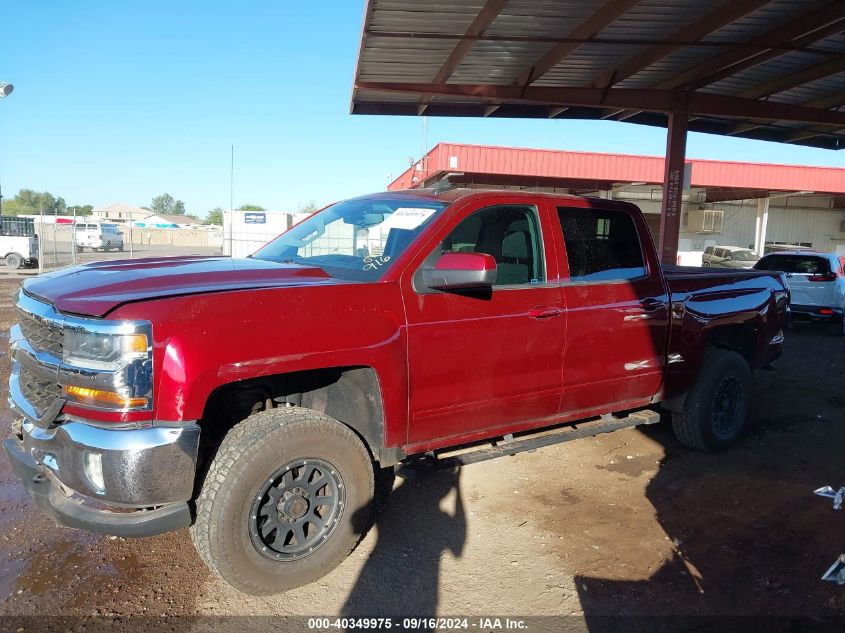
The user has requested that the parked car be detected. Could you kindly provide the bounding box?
[5,189,788,594]
[702,245,759,269]
[754,251,845,335]
[764,243,812,254]
[74,222,124,252]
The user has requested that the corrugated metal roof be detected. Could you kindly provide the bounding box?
[352,0,845,149]
[388,142,845,193]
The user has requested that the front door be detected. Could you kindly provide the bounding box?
[402,201,564,449]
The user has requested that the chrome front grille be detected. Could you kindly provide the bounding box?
[18,364,61,418]
[17,308,63,357]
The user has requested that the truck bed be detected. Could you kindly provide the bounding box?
[661,264,786,296]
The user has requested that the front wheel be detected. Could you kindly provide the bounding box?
[672,348,751,452]
[191,407,375,595]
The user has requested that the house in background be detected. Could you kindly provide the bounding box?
[134,214,202,229]
[91,202,150,223]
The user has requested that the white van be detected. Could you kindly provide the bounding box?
[74,222,124,252]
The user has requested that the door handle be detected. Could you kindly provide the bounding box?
[528,306,563,319]
[639,298,667,312]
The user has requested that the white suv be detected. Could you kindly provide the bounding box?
[754,251,845,335]
[74,222,124,252]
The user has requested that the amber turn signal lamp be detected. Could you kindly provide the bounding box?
[63,385,148,409]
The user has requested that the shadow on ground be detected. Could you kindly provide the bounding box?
[576,325,845,629]
[342,466,466,617]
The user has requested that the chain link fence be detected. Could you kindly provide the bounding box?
[32,218,225,274]
[224,229,285,258]
[36,222,76,272]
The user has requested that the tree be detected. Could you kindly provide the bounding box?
[150,193,187,216]
[67,204,93,216]
[297,201,318,214]
[2,189,68,216]
[238,204,265,211]
[205,207,223,225]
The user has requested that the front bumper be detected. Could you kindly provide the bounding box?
[4,420,200,537]
[4,435,193,537]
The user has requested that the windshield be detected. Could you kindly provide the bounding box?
[252,197,448,281]
[731,249,758,262]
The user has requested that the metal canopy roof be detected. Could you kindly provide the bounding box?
[351,0,845,150]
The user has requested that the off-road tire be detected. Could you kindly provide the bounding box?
[672,348,751,452]
[190,407,375,595]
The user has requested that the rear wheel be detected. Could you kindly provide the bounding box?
[4,253,22,269]
[191,407,375,595]
[672,348,751,452]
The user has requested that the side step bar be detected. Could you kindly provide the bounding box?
[402,409,661,473]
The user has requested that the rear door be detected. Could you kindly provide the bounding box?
[756,254,835,308]
[556,203,670,414]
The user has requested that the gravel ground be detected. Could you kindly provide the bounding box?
[0,277,842,629]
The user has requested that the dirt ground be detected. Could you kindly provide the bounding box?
[0,276,843,629]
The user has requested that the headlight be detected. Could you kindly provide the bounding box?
[63,330,148,371]
[60,324,153,411]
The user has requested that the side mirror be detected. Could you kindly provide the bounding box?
[422,252,497,290]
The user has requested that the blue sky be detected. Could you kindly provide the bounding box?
[1,1,844,218]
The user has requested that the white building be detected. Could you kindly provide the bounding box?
[91,202,150,223]
[222,210,312,258]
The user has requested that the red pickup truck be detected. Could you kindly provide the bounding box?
[5,189,787,594]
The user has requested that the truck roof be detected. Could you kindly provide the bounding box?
[355,187,617,206]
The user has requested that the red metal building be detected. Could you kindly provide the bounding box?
[389,143,845,260]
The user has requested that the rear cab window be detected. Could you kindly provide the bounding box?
[756,255,831,275]
[557,206,646,282]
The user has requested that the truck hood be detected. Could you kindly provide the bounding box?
[23,256,337,317]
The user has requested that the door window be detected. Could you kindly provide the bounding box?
[439,205,544,286]
[558,207,645,281]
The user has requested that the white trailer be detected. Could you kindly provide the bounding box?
[0,235,38,269]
